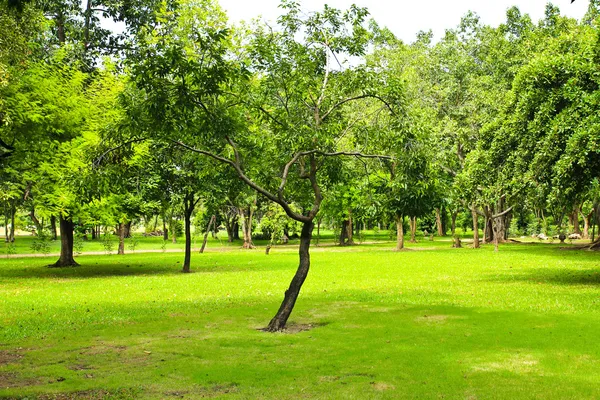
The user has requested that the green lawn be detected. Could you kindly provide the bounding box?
[1,241,600,399]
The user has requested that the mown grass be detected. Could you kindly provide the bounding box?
[1,241,600,399]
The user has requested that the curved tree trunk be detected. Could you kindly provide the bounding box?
[51,215,78,268]
[200,215,216,254]
[266,221,314,332]
[395,214,404,251]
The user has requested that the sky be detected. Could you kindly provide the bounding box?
[218,0,590,43]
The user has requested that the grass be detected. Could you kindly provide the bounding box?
[1,240,600,399]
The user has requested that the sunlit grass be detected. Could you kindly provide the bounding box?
[1,242,599,398]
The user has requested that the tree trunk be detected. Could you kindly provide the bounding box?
[233,221,240,240]
[451,210,458,236]
[162,212,168,241]
[484,217,493,244]
[30,208,42,236]
[573,206,581,235]
[182,194,196,273]
[395,214,404,251]
[171,211,177,244]
[409,216,417,243]
[339,220,348,245]
[90,223,95,241]
[51,215,78,267]
[4,206,9,243]
[117,222,125,255]
[124,221,132,238]
[240,206,255,249]
[580,209,592,240]
[346,210,354,245]
[9,203,15,242]
[472,207,480,249]
[266,221,314,332]
[435,208,443,236]
[200,215,216,254]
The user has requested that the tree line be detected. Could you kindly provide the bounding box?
[1,0,600,330]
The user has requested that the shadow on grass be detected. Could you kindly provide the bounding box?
[0,258,286,280]
[488,267,600,286]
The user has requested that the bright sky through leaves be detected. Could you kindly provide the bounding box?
[219,0,588,42]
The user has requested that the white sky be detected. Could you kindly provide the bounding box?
[218,0,590,42]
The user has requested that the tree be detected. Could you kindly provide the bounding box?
[125,0,399,331]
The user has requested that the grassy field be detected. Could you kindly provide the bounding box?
[1,239,600,399]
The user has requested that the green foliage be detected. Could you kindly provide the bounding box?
[102,232,114,254]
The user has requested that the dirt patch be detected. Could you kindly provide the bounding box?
[78,344,127,356]
[0,371,42,389]
[0,350,23,365]
[67,364,94,371]
[34,389,138,399]
[258,322,328,334]
[371,382,395,391]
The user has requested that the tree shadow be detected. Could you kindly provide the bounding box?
[0,258,285,280]
[488,267,600,286]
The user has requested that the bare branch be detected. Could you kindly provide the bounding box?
[321,94,397,121]
[93,138,147,167]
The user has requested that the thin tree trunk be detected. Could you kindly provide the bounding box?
[266,221,314,332]
[9,203,15,242]
[200,215,216,253]
[162,213,168,241]
[410,216,416,243]
[316,218,321,246]
[339,220,348,245]
[581,211,592,240]
[182,195,195,273]
[472,207,480,249]
[117,222,125,255]
[451,211,458,236]
[30,208,42,236]
[4,206,9,243]
[395,213,404,251]
[50,215,78,267]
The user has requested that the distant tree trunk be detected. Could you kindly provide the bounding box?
[395,213,404,251]
[9,203,15,242]
[200,215,216,254]
[472,207,480,249]
[484,217,493,244]
[240,206,255,249]
[90,223,95,240]
[182,193,197,273]
[152,215,159,232]
[162,213,168,241]
[4,205,8,243]
[232,221,240,240]
[573,205,581,234]
[435,208,443,236]
[339,220,348,245]
[409,216,417,243]
[266,221,314,332]
[171,210,177,244]
[451,210,458,236]
[117,222,125,255]
[582,210,592,240]
[30,208,42,236]
[346,210,354,245]
[51,215,78,267]
[124,221,132,238]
